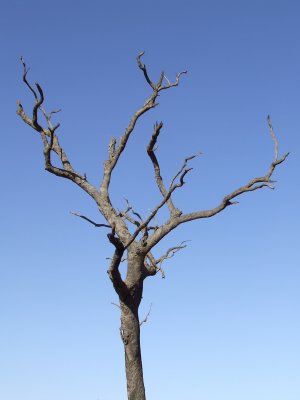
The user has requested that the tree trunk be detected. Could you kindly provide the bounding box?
[120,249,146,400]
[120,300,146,400]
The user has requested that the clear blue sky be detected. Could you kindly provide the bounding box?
[1,1,299,399]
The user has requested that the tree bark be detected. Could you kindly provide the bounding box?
[120,249,146,400]
[120,300,146,400]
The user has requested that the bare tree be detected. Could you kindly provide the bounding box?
[17,53,288,400]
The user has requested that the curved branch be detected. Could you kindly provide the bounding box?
[160,70,187,91]
[155,241,188,266]
[146,118,289,250]
[124,157,194,249]
[100,52,187,194]
[147,122,180,216]
[118,198,142,227]
[143,241,188,279]
[17,59,100,204]
[100,88,159,194]
[107,229,128,299]
[70,211,111,228]
[137,51,155,89]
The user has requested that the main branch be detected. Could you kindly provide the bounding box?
[146,118,288,250]
[100,52,186,195]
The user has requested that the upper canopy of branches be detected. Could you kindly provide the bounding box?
[17,53,288,280]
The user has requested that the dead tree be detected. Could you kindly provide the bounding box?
[17,53,288,400]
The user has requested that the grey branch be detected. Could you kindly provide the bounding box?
[267,115,279,160]
[147,122,180,216]
[144,253,166,278]
[100,52,186,197]
[125,163,193,249]
[108,136,117,161]
[140,303,152,326]
[155,241,188,266]
[168,152,201,190]
[144,241,188,278]
[18,55,288,300]
[159,70,188,91]
[107,229,128,299]
[21,57,38,101]
[39,104,61,132]
[17,59,100,204]
[96,53,188,245]
[70,211,111,228]
[118,198,142,227]
[124,151,200,249]
[124,198,143,221]
[119,210,140,227]
[137,51,155,89]
[111,302,121,309]
[146,118,289,250]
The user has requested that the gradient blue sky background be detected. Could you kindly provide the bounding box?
[1,1,299,399]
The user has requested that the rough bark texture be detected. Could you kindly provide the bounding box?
[120,251,146,399]
[121,300,145,400]
[17,53,288,400]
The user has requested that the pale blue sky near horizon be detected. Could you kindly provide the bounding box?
[0,1,299,399]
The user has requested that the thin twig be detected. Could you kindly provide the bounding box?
[140,303,152,326]
[111,302,121,309]
[156,241,189,266]
[267,115,278,160]
[70,211,111,228]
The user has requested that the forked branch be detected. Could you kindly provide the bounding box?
[155,241,188,265]
[101,52,187,194]
[144,241,188,278]
[147,122,180,216]
[137,51,155,90]
[160,70,188,90]
[146,117,289,250]
[125,153,196,249]
[17,58,100,203]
